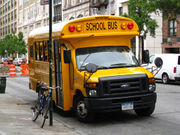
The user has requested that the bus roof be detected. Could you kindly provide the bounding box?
[28,21,69,37]
[28,16,139,39]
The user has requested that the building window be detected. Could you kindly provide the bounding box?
[168,19,177,37]
[119,7,123,16]
[11,0,13,8]
[71,0,75,6]
[19,10,23,24]
[19,0,23,6]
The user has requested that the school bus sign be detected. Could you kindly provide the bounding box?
[60,16,139,39]
[85,21,118,31]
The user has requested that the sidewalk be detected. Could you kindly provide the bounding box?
[0,93,80,135]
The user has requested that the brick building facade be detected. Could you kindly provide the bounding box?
[162,15,180,53]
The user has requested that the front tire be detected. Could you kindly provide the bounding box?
[162,73,169,84]
[74,96,94,122]
[32,95,41,121]
[32,103,40,121]
[135,104,155,116]
[40,99,50,128]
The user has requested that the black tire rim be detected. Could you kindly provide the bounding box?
[77,101,87,119]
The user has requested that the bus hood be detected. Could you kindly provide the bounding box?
[84,67,154,83]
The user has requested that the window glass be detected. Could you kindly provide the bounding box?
[76,46,139,71]
[30,45,33,58]
[178,56,180,65]
[39,42,43,61]
[168,19,177,37]
[35,42,39,60]
[149,55,154,64]
[43,41,48,61]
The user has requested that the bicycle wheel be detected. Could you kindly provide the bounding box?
[32,90,43,121]
[40,99,50,128]
[32,101,40,121]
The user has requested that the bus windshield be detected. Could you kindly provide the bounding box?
[76,46,139,71]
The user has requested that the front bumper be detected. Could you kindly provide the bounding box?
[85,92,157,112]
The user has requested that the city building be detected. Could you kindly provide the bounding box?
[161,15,180,53]
[17,0,62,42]
[0,0,17,40]
[17,0,49,42]
[63,0,89,20]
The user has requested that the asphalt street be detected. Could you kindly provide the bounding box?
[6,77,180,135]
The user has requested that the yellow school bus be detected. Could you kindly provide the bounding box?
[28,16,156,122]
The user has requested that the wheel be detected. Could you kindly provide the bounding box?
[32,102,40,121]
[74,96,94,122]
[32,89,43,121]
[40,99,50,128]
[32,96,41,121]
[135,104,155,116]
[162,73,169,84]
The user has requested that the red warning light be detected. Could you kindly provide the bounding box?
[69,25,75,32]
[127,23,134,29]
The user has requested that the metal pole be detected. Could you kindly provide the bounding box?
[49,0,53,126]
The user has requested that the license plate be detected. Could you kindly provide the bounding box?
[121,102,134,110]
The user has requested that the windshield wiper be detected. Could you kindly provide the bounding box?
[98,66,109,69]
[110,63,138,68]
[79,53,91,70]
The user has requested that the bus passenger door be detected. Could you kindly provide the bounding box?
[54,40,63,109]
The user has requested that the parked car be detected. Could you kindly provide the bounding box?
[13,58,23,65]
[0,58,4,64]
[0,58,7,64]
[142,54,180,84]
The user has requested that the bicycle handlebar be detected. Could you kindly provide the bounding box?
[39,81,60,91]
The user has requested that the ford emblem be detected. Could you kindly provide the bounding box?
[121,83,130,88]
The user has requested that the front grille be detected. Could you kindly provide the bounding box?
[99,74,148,96]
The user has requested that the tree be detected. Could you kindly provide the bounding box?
[0,32,27,57]
[0,39,7,57]
[156,0,180,16]
[17,32,27,55]
[123,0,158,63]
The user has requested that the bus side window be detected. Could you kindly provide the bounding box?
[44,41,48,61]
[35,42,39,60]
[39,42,43,61]
[30,45,33,58]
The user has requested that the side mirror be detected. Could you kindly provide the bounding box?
[64,49,71,63]
[85,63,97,73]
[142,50,149,63]
[154,57,163,68]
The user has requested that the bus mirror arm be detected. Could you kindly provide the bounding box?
[64,49,71,63]
[83,72,93,88]
[83,63,97,87]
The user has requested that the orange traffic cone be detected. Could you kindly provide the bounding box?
[9,64,16,77]
[20,64,29,76]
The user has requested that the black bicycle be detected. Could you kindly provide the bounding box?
[31,82,57,128]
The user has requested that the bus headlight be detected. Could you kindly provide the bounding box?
[89,89,97,97]
[149,83,156,91]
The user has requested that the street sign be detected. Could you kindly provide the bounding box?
[40,0,49,5]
